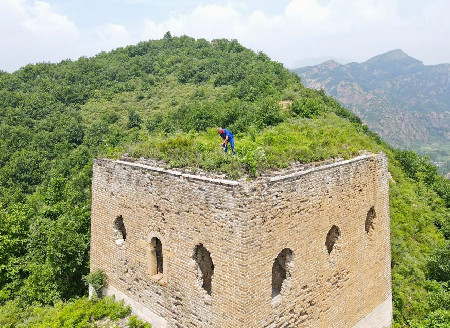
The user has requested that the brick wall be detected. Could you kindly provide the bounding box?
[240,153,391,328]
[90,153,391,328]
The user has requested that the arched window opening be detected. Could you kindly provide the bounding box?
[113,216,126,241]
[272,248,294,298]
[365,207,376,233]
[325,225,340,254]
[149,237,164,280]
[193,244,214,295]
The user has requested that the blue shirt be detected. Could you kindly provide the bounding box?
[220,129,234,140]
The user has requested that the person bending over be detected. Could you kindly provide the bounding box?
[217,127,235,155]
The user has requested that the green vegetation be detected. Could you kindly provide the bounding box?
[129,115,378,179]
[0,35,448,327]
[0,296,130,327]
[128,315,152,328]
[83,269,107,297]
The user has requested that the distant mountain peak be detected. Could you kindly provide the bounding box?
[365,49,422,66]
[382,49,408,58]
[319,59,341,69]
[323,59,340,65]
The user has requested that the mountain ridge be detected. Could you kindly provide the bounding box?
[293,49,450,175]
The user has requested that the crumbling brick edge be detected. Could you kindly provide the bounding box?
[116,153,375,185]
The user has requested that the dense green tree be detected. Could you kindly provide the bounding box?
[428,241,450,282]
[127,109,143,129]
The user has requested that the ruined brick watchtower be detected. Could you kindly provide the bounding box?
[90,152,392,328]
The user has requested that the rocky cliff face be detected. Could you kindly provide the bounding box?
[294,50,450,175]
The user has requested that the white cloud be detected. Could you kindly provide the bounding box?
[140,0,450,66]
[143,4,243,41]
[285,0,330,24]
[95,23,133,50]
[122,0,150,3]
[143,19,168,40]
[22,1,78,34]
[1,0,449,71]
[0,0,80,71]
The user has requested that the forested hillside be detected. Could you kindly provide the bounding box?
[0,34,449,327]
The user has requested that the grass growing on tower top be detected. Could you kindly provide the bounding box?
[124,113,385,179]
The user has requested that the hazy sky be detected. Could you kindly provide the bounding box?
[1,0,449,72]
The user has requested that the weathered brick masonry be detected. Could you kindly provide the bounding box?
[90,152,392,328]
